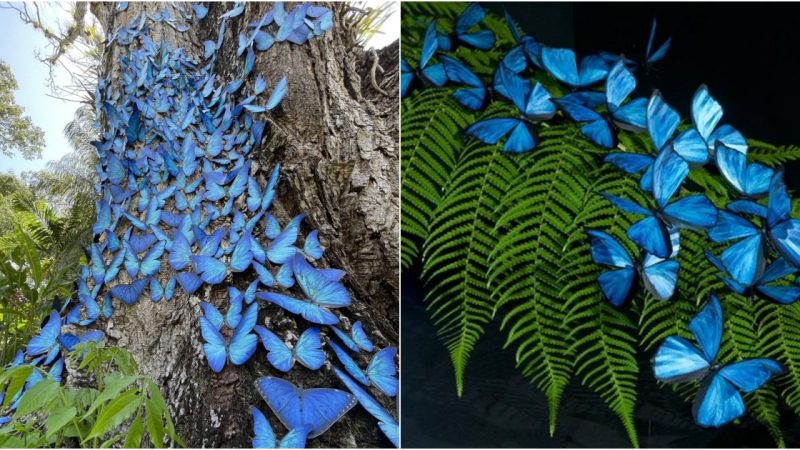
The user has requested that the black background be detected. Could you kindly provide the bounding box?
[401,3,800,447]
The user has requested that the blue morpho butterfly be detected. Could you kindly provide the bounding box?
[708,172,800,286]
[715,144,773,197]
[247,163,280,212]
[555,59,647,148]
[176,271,203,295]
[644,18,671,66]
[199,302,258,373]
[229,281,259,305]
[540,47,610,88]
[255,376,356,439]
[600,164,717,259]
[149,276,176,302]
[267,214,304,264]
[57,330,104,359]
[329,321,373,353]
[25,311,63,365]
[328,341,398,398]
[438,55,485,111]
[109,278,148,305]
[501,10,543,73]
[89,244,125,285]
[705,252,800,304]
[191,236,254,285]
[436,3,494,51]
[66,275,102,326]
[332,367,398,448]
[465,63,556,153]
[303,230,323,260]
[587,230,678,306]
[653,294,783,427]
[257,254,350,325]
[241,77,288,113]
[401,22,446,97]
[253,325,325,372]
[250,406,310,449]
[123,239,166,278]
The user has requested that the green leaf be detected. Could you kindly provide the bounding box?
[123,413,143,448]
[145,397,165,449]
[1,366,33,408]
[45,406,76,439]
[84,389,141,442]
[14,378,58,418]
[83,374,138,419]
[101,434,124,448]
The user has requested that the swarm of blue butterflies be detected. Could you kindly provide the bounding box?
[405,3,799,429]
[4,2,398,447]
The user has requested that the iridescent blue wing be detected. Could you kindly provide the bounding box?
[229,303,258,366]
[496,64,529,112]
[691,85,723,142]
[226,295,243,329]
[600,193,651,216]
[268,215,302,264]
[541,47,579,87]
[604,153,653,174]
[177,271,203,294]
[230,236,253,272]
[378,422,399,449]
[192,255,226,285]
[628,216,671,259]
[719,359,783,393]
[149,277,163,302]
[671,129,709,164]
[328,340,369,385]
[597,268,636,307]
[332,367,399,447]
[200,302,224,330]
[708,211,760,243]
[367,347,398,397]
[646,92,679,150]
[253,261,276,287]
[278,427,309,448]
[641,255,678,301]
[688,294,723,363]
[767,171,791,227]
[652,148,689,209]
[465,118,520,145]
[612,98,647,131]
[26,311,60,356]
[164,276,176,301]
[139,240,165,277]
[577,55,609,86]
[303,230,323,260]
[110,279,147,305]
[352,322,374,352]
[293,254,350,308]
[769,219,800,268]
[715,145,772,196]
[266,76,288,111]
[721,234,764,287]
[692,373,745,428]
[330,325,360,352]
[503,122,536,153]
[247,176,263,212]
[662,195,718,229]
[419,22,438,69]
[709,124,748,154]
[400,59,413,97]
[524,83,556,120]
[455,4,494,50]
[587,229,634,269]
[756,284,800,304]
[276,264,295,289]
[255,325,294,372]
[200,317,226,373]
[605,60,635,113]
[251,406,276,449]
[257,292,339,325]
[255,376,356,439]
[294,327,325,370]
[653,336,710,383]
[421,63,447,87]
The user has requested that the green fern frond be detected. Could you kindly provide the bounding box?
[756,301,800,418]
[420,115,520,396]
[719,295,785,447]
[747,139,800,167]
[401,89,474,269]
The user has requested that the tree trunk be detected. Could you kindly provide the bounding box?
[88,2,398,447]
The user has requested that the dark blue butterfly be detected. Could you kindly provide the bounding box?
[199,302,258,373]
[328,341,398,397]
[251,406,309,449]
[332,367,399,448]
[25,311,63,365]
[109,278,148,305]
[401,23,446,97]
[588,230,679,306]
[644,18,671,66]
[541,47,610,88]
[437,3,494,51]
[706,252,800,304]
[715,144,773,197]
[439,55,485,111]
[149,276,176,302]
[654,294,783,427]
[466,64,555,153]
[501,10,542,73]
[255,376,356,439]
[254,326,324,372]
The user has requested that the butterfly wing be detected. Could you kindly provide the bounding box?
[200,317,227,373]
[298,388,356,438]
[465,118,519,145]
[662,195,718,229]
[352,322,374,352]
[671,129,709,164]
[277,426,310,449]
[641,255,678,300]
[328,340,369,385]
[541,47,579,86]
[332,367,398,447]
[26,311,60,356]
[605,60,635,112]
[721,234,764,287]
[330,325,360,352]
[251,406,276,449]
[718,359,783,393]
[646,92,679,150]
[139,240,165,277]
[229,303,258,366]
[110,279,147,305]
[419,23,438,69]
[692,373,745,428]
[504,122,536,153]
[176,271,203,294]
[257,292,339,325]
[604,153,653,174]
[294,327,325,370]
[293,254,351,308]
[688,294,723,362]
[367,347,399,397]
[653,336,710,383]
[303,230,323,260]
[268,215,302,264]
[628,216,671,259]
[691,85,723,142]
[192,255,227,285]
[652,148,689,209]
[255,325,294,372]
[256,377,304,434]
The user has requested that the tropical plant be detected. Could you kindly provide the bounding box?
[401,2,800,446]
[0,342,183,448]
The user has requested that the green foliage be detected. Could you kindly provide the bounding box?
[401,1,800,446]
[0,343,184,448]
[0,60,45,160]
[0,226,73,365]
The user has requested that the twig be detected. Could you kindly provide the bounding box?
[368,49,388,96]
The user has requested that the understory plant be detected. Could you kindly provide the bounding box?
[401,2,800,446]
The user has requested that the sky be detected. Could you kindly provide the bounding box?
[0,3,400,176]
[0,5,79,175]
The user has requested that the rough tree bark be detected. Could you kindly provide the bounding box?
[88,2,398,447]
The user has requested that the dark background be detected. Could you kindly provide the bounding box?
[401,3,800,447]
